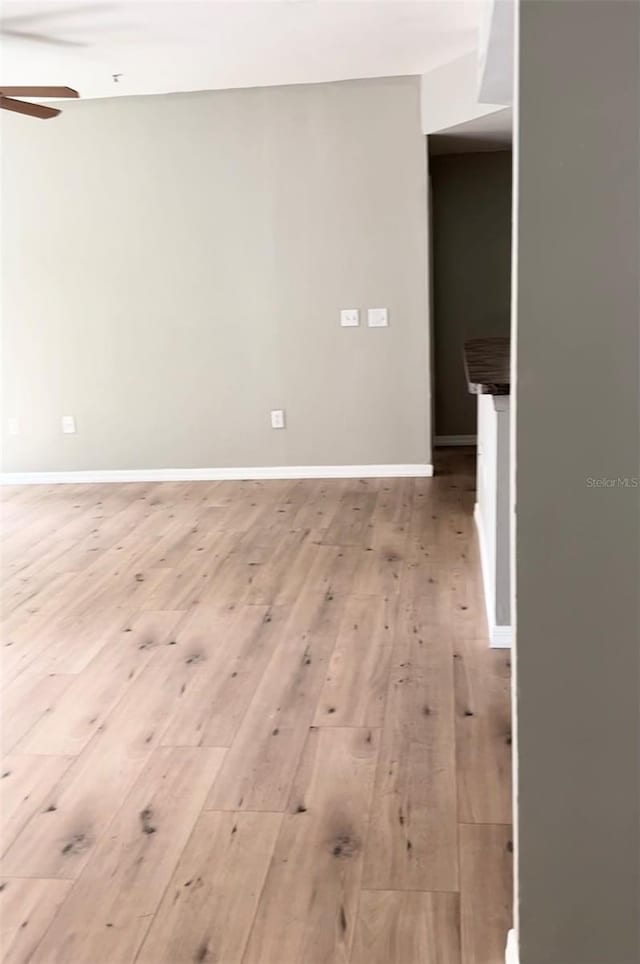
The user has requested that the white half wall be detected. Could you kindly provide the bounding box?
[474,394,512,647]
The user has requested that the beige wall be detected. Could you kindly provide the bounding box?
[1,76,431,473]
[430,149,512,438]
[515,2,640,961]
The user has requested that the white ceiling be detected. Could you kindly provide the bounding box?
[0,1,485,100]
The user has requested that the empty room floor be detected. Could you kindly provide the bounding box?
[1,449,512,964]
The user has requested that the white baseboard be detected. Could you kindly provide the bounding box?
[434,434,477,447]
[490,625,513,648]
[506,929,518,964]
[474,502,513,649]
[0,463,434,485]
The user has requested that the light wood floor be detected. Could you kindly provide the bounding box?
[0,449,512,964]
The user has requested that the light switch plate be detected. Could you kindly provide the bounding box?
[368,308,389,327]
[270,409,285,429]
[340,308,360,327]
[61,415,76,434]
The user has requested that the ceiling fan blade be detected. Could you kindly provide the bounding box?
[0,96,60,120]
[1,3,115,28]
[0,87,79,99]
[1,28,88,48]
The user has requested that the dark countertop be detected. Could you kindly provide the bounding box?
[464,336,511,395]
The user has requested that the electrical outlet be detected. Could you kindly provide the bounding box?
[340,309,360,327]
[61,415,76,434]
[270,409,285,429]
[7,417,19,436]
[368,307,389,327]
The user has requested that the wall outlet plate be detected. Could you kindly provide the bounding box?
[270,409,285,429]
[340,308,360,327]
[368,307,389,327]
[61,415,76,434]
[7,417,20,436]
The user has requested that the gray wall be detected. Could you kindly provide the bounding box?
[1,76,431,473]
[515,2,640,962]
[430,150,512,438]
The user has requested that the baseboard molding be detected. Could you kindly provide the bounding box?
[490,625,513,648]
[0,463,434,485]
[434,434,477,447]
[506,929,518,964]
[474,502,513,649]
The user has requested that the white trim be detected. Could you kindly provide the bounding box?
[474,502,513,648]
[434,434,477,447]
[474,500,493,607]
[490,624,513,648]
[506,929,518,964]
[0,463,434,485]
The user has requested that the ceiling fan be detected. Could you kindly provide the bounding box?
[0,86,79,119]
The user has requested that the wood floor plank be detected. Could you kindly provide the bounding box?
[1,560,77,620]
[321,486,378,547]
[82,503,193,575]
[161,603,288,747]
[17,611,184,756]
[242,726,379,964]
[1,671,75,754]
[303,542,363,597]
[1,755,75,857]
[143,515,220,570]
[369,478,414,529]
[205,479,296,532]
[350,890,461,964]
[351,537,407,598]
[361,598,458,892]
[1,575,79,685]
[455,644,512,824]
[194,537,271,607]
[32,747,224,964]
[1,640,202,879]
[1,569,77,636]
[243,528,315,605]
[1,541,80,618]
[352,480,412,596]
[0,877,73,964]
[313,594,397,728]
[448,542,489,644]
[137,810,282,964]
[206,590,344,812]
[30,746,225,964]
[6,569,168,679]
[142,535,236,611]
[289,478,344,530]
[459,823,513,964]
